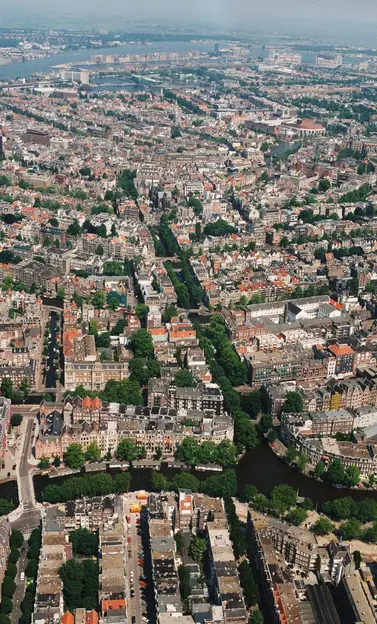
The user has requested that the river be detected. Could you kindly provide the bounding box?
[0,41,215,81]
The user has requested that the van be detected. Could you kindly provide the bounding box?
[20,572,25,581]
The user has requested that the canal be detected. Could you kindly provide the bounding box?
[30,439,377,507]
[45,312,59,389]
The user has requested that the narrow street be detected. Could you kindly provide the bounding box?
[124,500,144,624]
[11,540,28,624]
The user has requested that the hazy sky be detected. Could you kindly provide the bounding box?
[2,0,376,20]
[2,0,377,36]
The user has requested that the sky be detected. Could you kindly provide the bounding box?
[1,0,377,39]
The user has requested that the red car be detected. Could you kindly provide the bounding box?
[127,537,132,543]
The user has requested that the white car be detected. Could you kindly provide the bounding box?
[20,572,25,581]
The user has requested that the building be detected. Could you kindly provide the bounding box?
[22,129,51,147]
[0,518,10,603]
[316,54,343,69]
[206,521,248,624]
[36,402,233,461]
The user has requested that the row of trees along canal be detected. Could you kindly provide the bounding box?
[150,215,260,452]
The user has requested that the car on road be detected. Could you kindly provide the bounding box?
[130,590,135,598]
[132,617,136,624]
[127,537,132,543]
[20,572,25,581]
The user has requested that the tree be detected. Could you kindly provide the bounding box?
[241,484,258,503]
[129,358,153,386]
[285,508,307,526]
[134,304,148,322]
[10,529,23,549]
[326,459,345,485]
[27,542,40,560]
[67,220,81,236]
[64,444,84,469]
[129,329,154,359]
[70,528,98,556]
[198,441,218,464]
[162,305,178,323]
[344,465,360,487]
[5,564,17,581]
[338,518,362,541]
[302,498,313,510]
[0,379,13,400]
[173,369,195,388]
[0,615,11,624]
[202,469,237,498]
[91,291,106,310]
[95,244,104,256]
[234,413,258,450]
[250,610,264,624]
[151,472,170,492]
[85,441,101,463]
[271,484,297,515]
[369,474,376,487]
[318,178,331,192]
[53,456,61,468]
[296,453,308,473]
[215,440,237,467]
[38,457,50,470]
[178,565,190,600]
[0,500,13,516]
[314,461,325,479]
[28,528,41,547]
[116,438,142,462]
[173,472,200,492]
[25,559,38,577]
[267,429,277,443]
[108,297,118,311]
[312,517,335,536]
[238,560,259,607]
[10,413,22,427]
[0,597,13,614]
[282,391,303,413]
[175,437,199,465]
[1,577,15,599]
[189,536,207,564]
[285,446,297,464]
[354,550,362,570]
[8,547,19,568]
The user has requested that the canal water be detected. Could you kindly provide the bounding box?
[45,312,58,389]
[29,439,377,507]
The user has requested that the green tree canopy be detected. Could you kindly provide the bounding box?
[282,391,303,413]
[129,329,154,359]
[312,517,335,536]
[64,444,84,469]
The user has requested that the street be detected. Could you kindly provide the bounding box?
[10,415,41,532]
[11,540,27,624]
[124,501,144,624]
